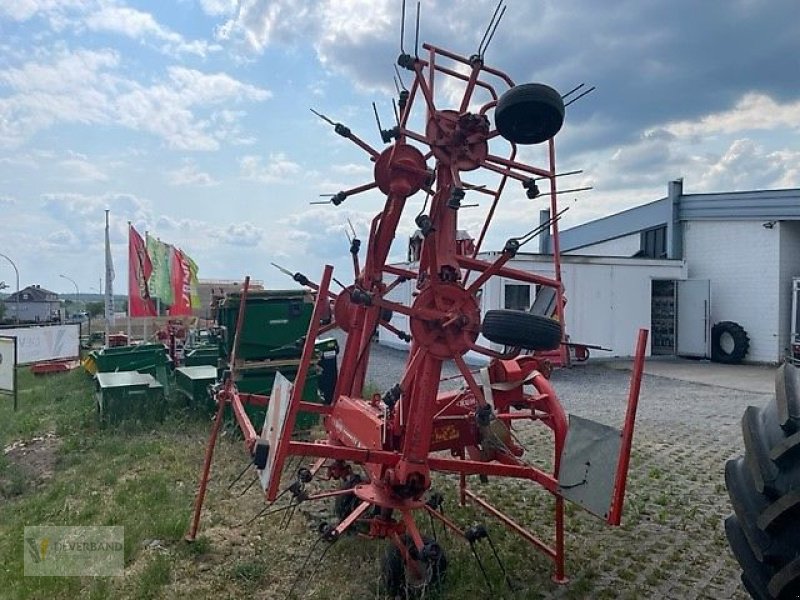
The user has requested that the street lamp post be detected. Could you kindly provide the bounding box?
[0,252,20,325]
[59,274,80,314]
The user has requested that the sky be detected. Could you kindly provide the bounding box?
[0,0,798,296]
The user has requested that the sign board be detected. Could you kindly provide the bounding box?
[259,371,294,493]
[0,336,16,392]
[0,324,80,365]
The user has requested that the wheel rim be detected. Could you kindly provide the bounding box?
[720,331,735,355]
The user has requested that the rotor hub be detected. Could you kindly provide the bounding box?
[409,283,480,359]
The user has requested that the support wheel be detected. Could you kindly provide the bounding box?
[383,535,447,597]
[334,473,364,522]
[495,83,565,145]
[711,321,750,364]
[725,363,800,599]
[481,309,562,351]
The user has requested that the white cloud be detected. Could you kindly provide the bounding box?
[211,222,264,247]
[694,139,800,192]
[199,0,237,17]
[59,158,108,182]
[330,163,372,176]
[0,194,17,205]
[666,94,800,138]
[168,163,219,187]
[84,5,219,57]
[0,48,271,149]
[239,152,301,182]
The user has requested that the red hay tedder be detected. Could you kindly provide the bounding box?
[187,5,648,596]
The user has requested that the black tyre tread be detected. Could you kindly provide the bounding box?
[726,458,800,564]
[726,458,774,562]
[334,473,364,522]
[711,320,750,364]
[726,515,773,597]
[481,309,562,351]
[742,405,780,496]
[382,535,447,597]
[769,557,800,599]
[769,429,800,464]
[495,83,565,145]
[726,363,800,599]
[758,490,800,531]
[776,364,800,434]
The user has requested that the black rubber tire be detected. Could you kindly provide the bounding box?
[725,363,800,599]
[481,309,562,351]
[382,535,447,598]
[334,474,363,522]
[495,83,565,145]
[712,321,750,364]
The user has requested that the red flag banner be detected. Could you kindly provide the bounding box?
[128,225,157,317]
[168,249,193,316]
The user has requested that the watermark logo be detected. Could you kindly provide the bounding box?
[24,526,124,576]
[24,537,50,564]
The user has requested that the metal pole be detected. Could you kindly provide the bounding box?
[60,274,80,339]
[0,252,20,325]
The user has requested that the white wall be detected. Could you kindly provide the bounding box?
[565,233,641,257]
[778,221,800,359]
[683,220,780,362]
[378,256,687,360]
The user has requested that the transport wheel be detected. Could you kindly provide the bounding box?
[711,320,750,364]
[383,535,447,598]
[481,309,562,351]
[725,363,800,599]
[494,83,565,145]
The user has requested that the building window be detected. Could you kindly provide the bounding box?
[504,284,531,311]
[640,226,667,258]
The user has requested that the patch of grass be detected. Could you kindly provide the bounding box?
[137,554,171,599]
[231,557,269,587]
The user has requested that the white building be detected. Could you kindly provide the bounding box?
[380,253,687,362]
[541,180,800,363]
[379,180,800,364]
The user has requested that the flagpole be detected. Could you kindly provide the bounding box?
[104,210,113,348]
[144,230,149,342]
[127,221,132,343]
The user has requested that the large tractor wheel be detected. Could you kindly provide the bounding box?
[481,309,562,351]
[725,363,800,599]
[712,321,750,364]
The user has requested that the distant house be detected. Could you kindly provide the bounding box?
[4,285,61,323]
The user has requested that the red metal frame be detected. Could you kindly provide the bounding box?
[187,42,649,589]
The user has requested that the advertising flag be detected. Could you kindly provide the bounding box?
[168,249,200,316]
[146,234,174,306]
[128,225,157,317]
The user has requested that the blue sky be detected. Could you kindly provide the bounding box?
[0,0,798,296]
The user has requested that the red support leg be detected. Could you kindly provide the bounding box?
[185,395,227,541]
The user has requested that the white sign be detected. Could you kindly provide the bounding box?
[259,371,294,494]
[0,324,80,365]
[0,336,15,392]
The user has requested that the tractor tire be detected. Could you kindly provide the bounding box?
[495,83,565,145]
[481,309,562,351]
[712,321,750,364]
[725,363,800,599]
[382,535,447,598]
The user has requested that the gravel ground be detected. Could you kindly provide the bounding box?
[354,337,761,599]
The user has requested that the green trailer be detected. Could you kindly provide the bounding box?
[88,343,170,387]
[95,371,165,424]
[216,290,314,361]
[174,365,217,409]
